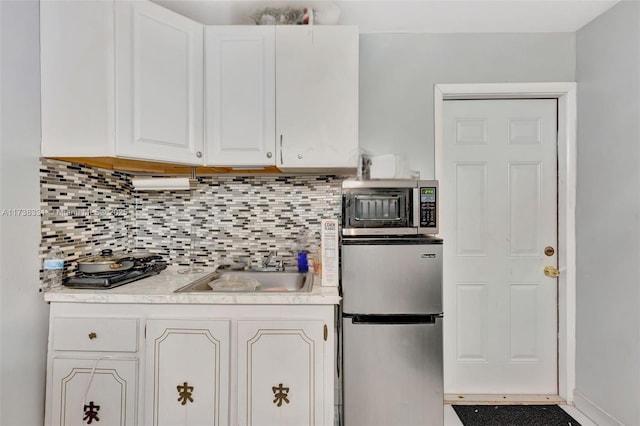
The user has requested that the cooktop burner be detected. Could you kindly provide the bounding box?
[63,262,168,289]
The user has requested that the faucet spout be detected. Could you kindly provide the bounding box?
[263,250,277,268]
[257,250,283,271]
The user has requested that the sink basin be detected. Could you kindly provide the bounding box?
[175,270,313,293]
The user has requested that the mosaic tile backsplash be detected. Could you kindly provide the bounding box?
[40,159,345,275]
[40,159,133,277]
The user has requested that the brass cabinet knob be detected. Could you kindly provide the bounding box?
[544,265,560,278]
[88,332,97,340]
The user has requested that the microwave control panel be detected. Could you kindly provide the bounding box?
[419,187,437,228]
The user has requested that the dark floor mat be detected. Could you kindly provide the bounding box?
[452,404,582,426]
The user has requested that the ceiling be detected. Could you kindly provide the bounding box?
[153,0,620,33]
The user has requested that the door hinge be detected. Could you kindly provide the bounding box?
[323,324,328,341]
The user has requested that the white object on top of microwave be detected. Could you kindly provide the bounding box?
[369,154,414,179]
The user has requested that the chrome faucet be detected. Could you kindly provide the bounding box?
[263,250,276,268]
[259,250,283,271]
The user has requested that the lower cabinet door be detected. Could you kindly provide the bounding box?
[237,320,325,426]
[50,356,138,426]
[144,319,230,426]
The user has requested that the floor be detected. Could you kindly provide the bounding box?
[444,404,597,426]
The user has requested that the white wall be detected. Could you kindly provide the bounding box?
[575,2,640,425]
[359,32,576,178]
[0,1,49,425]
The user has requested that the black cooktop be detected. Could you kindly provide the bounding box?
[63,262,168,289]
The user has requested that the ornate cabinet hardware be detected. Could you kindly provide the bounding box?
[272,383,290,407]
[177,382,194,405]
[88,332,97,340]
[83,401,100,424]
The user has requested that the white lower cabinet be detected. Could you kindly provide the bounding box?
[45,304,335,426]
[50,357,138,426]
[237,320,325,426]
[144,319,230,426]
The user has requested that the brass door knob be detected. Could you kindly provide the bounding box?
[88,332,97,340]
[544,265,560,278]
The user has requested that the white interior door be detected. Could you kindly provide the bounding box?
[442,99,558,394]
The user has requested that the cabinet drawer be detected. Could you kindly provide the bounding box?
[53,318,138,352]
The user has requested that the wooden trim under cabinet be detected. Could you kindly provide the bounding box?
[48,157,283,175]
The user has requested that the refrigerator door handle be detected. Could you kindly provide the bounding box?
[347,314,442,325]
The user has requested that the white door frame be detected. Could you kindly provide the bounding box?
[434,82,577,403]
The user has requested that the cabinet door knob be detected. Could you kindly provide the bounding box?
[297,154,303,159]
[196,151,202,158]
[88,332,97,340]
[266,152,272,159]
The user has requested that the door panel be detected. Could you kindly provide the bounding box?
[237,320,324,426]
[145,319,230,426]
[205,26,275,166]
[275,26,358,168]
[116,1,204,164]
[442,99,558,394]
[50,357,137,426]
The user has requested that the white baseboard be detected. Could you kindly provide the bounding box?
[445,394,565,405]
[573,390,623,426]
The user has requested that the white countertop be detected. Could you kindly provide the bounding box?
[44,266,341,305]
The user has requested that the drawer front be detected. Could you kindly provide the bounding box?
[53,318,138,352]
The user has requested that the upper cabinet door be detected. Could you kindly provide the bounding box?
[205,26,276,166]
[40,0,116,157]
[275,26,359,169]
[116,1,204,165]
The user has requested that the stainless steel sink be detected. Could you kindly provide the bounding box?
[174,270,313,293]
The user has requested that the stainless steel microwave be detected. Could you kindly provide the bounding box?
[341,179,439,236]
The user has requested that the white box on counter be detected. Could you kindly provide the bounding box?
[320,219,339,286]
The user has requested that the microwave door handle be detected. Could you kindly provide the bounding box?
[412,187,420,228]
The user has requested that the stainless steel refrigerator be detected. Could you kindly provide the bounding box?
[341,236,443,426]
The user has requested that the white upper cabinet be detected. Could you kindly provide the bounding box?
[116,1,204,164]
[41,0,204,165]
[275,26,359,170]
[204,25,359,170]
[41,0,116,157]
[41,2,359,171]
[205,26,276,166]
